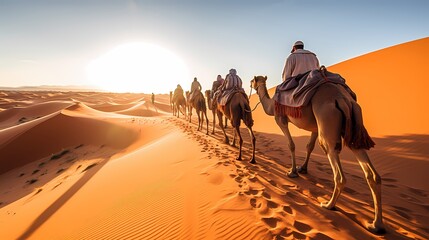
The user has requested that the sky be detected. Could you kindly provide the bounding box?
[1,0,428,93]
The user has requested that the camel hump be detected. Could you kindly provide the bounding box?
[336,98,375,149]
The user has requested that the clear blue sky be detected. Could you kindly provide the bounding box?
[1,0,428,93]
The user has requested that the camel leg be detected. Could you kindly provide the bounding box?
[212,109,216,134]
[172,103,175,116]
[298,131,318,174]
[320,144,346,210]
[189,107,193,123]
[232,128,237,147]
[183,105,187,119]
[218,112,229,144]
[352,148,385,233]
[275,116,298,178]
[197,110,201,131]
[235,126,243,160]
[248,127,256,164]
[224,116,228,128]
[204,111,209,135]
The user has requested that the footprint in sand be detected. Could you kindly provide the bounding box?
[234,175,243,183]
[285,192,307,206]
[261,217,279,229]
[293,220,312,233]
[393,207,413,220]
[250,198,262,208]
[407,186,428,197]
[268,179,277,187]
[290,231,306,240]
[267,200,279,209]
[399,193,422,203]
[244,189,260,196]
[282,205,293,215]
[383,177,398,183]
[318,178,333,187]
[281,183,296,189]
[343,187,358,195]
[262,191,271,199]
[312,232,334,240]
[316,166,326,172]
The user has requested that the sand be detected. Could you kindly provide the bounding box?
[1,38,428,239]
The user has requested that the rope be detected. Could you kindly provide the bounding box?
[244,85,261,113]
[244,101,261,112]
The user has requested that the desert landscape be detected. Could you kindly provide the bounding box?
[0,38,428,240]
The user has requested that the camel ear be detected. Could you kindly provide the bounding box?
[264,76,267,80]
[253,76,257,80]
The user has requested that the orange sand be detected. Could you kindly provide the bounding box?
[1,38,428,239]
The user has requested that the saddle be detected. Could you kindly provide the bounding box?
[218,88,248,107]
[274,66,356,118]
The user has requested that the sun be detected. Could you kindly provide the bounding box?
[86,42,190,93]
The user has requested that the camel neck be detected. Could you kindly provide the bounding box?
[257,84,275,116]
[206,95,212,110]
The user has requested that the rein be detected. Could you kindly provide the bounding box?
[244,81,266,113]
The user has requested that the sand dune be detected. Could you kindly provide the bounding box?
[1,38,429,239]
[328,37,429,137]
[0,101,74,130]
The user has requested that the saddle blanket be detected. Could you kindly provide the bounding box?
[273,67,356,118]
[218,88,248,106]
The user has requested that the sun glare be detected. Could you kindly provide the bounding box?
[87,42,190,93]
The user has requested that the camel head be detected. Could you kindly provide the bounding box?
[251,76,268,91]
[205,89,211,98]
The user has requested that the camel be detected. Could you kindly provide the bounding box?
[216,90,256,163]
[185,91,191,116]
[186,91,209,134]
[251,75,384,233]
[204,90,228,134]
[172,92,187,119]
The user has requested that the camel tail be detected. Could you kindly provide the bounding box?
[336,99,375,150]
[240,99,254,128]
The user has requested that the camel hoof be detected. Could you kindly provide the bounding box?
[320,201,336,210]
[249,158,256,164]
[287,171,299,178]
[366,221,386,234]
[297,166,307,174]
[236,156,242,161]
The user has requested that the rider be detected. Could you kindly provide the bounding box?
[173,84,183,102]
[282,40,320,82]
[189,77,202,102]
[211,74,224,99]
[220,68,243,92]
[218,68,245,105]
